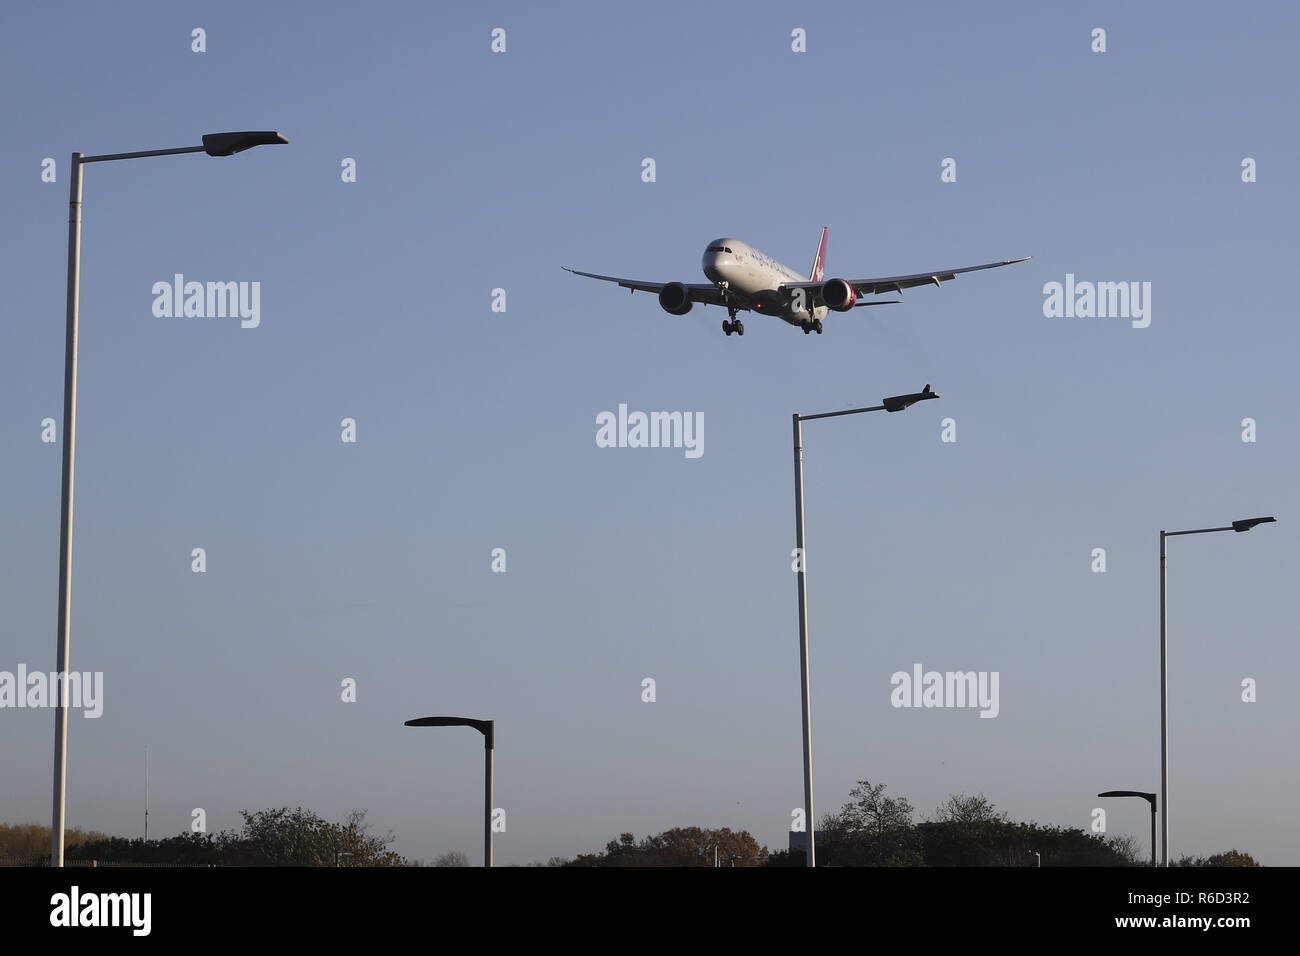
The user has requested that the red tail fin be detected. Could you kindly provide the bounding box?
[809,227,828,282]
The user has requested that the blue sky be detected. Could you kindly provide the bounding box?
[2,0,1297,865]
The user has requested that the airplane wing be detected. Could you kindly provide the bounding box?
[780,256,1030,305]
[562,267,727,306]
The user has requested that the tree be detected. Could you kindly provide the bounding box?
[66,833,220,865]
[565,827,768,867]
[1104,832,1142,866]
[1203,850,1261,867]
[0,823,110,864]
[1175,849,1261,867]
[932,793,1008,824]
[432,851,470,867]
[639,827,766,867]
[2,809,406,866]
[764,848,805,867]
[917,818,1133,867]
[822,780,923,866]
[216,807,405,866]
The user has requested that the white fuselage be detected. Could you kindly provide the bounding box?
[701,238,828,325]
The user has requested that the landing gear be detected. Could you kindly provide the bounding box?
[723,303,744,337]
[800,319,823,335]
[813,319,823,334]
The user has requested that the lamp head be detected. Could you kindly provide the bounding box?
[1231,516,1276,533]
[202,131,289,157]
[882,383,939,413]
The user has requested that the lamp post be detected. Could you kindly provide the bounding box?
[50,131,287,867]
[792,384,939,867]
[405,716,495,867]
[1159,515,1275,866]
[1098,790,1157,867]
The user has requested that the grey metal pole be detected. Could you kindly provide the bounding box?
[1150,799,1157,868]
[51,153,84,869]
[45,134,285,868]
[1159,530,1168,867]
[484,720,494,868]
[792,414,815,867]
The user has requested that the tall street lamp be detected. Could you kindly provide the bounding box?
[51,131,288,868]
[792,384,939,867]
[1159,515,1275,866]
[1098,790,1157,867]
[405,716,495,867]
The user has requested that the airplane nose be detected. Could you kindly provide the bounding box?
[703,251,726,280]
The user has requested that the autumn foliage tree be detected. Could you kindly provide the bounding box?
[0,823,109,864]
[565,827,767,866]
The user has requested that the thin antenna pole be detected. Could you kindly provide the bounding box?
[144,746,149,842]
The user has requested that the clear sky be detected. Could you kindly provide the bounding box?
[2,1,1297,866]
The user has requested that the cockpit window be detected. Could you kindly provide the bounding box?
[724,247,732,253]
[707,245,724,252]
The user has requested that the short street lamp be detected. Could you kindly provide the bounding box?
[1098,790,1158,867]
[405,716,495,867]
[50,131,287,867]
[1159,515,1275,866]
[792,384,939,867]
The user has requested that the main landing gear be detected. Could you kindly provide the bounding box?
[720,282,744,336]
[723,308,744,336]
[800,319,823,334]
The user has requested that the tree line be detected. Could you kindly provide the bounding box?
[0,785,1262,866]
[1,807,403,867]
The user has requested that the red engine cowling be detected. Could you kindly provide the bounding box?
[658,283,693,315]
[822,278,857,311]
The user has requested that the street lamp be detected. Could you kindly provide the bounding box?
[1098,790,1157,867]
[50,131,288,867]
[1159,516,1275,866]
[405,716,495,867]
[792,384,939,867]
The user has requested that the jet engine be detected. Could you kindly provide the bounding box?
[658,282,693,315]
[821,278,857,312]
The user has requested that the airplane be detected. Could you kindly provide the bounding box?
[563,227,1029,336]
